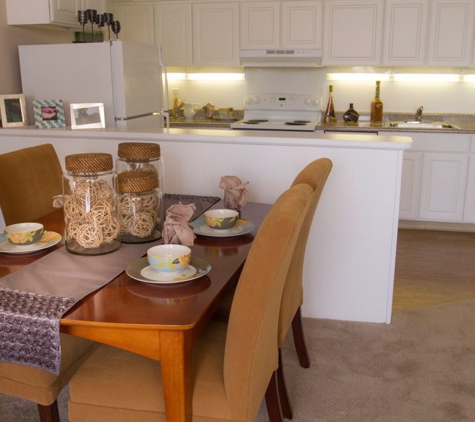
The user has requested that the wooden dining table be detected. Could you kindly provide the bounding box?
[0,201,270,422]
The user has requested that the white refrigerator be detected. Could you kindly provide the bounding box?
[19,40,169,130]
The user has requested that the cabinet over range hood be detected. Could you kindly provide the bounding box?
[240,49,322,67]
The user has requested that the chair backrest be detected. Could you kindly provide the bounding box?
[0,144,63,226]
[223,183,313,421]
[277,158,333,348]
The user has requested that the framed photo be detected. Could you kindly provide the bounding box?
[33,99,66,129]
[0,94,28,128]
[70,103,105,129]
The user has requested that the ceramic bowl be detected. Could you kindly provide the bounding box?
[147,244,192,273]
[204,209,239,230]
[4,222,44,246]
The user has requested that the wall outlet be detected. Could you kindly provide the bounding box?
[172,88,179,100]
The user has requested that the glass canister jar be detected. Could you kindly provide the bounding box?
[116,142,164,187]
[63,153,121,255]
[117,171,163,243]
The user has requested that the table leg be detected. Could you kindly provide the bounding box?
[160,330,193,422]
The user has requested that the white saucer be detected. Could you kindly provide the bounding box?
[199,225,243,236]
[0,232,62,255]
[127,256,212,284]
[141,265,197,282]
[190,218,255,238]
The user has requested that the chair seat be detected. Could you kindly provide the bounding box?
[70,322,234,422]
[0,334,96,406]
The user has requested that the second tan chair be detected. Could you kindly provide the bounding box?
[67,183,314,422]
[0,143,63,226]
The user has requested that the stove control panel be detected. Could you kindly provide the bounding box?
[243,94,322,111]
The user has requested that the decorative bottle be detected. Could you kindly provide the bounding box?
[370,81,384,123]
[343,103,359,123]
[323,85,337,123]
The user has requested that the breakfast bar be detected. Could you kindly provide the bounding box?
[0,127,412,323]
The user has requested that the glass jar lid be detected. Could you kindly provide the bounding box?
[117,171,159,193]
[65,153,113,173]
[118,142,161,161]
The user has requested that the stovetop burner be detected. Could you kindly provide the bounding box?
[242,119,269,124]
[285,120,310,126]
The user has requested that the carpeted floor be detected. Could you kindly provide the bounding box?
[2,297,475,421]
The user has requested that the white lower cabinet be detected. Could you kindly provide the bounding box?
[399,152,422,220]
[418,152,469,222]
[463,155,475,223]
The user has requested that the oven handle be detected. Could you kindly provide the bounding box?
[323,130,379,135]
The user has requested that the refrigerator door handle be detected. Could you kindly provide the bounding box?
[158,44,170,116]
[115,111,170,128]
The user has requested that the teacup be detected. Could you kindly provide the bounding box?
[204,209,239,230]
[147,244,192,273]
[4,222,44,246]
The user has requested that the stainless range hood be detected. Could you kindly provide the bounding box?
[240,49,322,67]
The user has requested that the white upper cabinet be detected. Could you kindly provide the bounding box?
[114,3,155,44]
[427,0,475,66]
[81,0,105,14]
[322,0,384,66]
[154,3,192,66]
[383,0,429,66]
[192,2,240,66]
[7,0,79,27]
[241,1,322,50]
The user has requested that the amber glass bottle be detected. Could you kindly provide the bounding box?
[370,80,383,123]
[323,85,337,123]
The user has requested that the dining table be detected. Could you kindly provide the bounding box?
[0,199,271,422]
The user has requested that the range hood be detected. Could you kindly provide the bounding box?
[240,49,322,67]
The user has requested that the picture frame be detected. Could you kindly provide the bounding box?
[0,94,28,128]
[70,103,105,129]
[33,99,66,129]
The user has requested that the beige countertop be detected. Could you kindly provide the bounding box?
[170,113,475,134]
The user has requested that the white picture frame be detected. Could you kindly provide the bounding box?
[70,103,105,129]
[0,94,28,128]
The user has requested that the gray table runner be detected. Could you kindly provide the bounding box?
[0,194,220,374]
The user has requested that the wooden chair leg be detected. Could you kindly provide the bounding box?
[38,401,61,422]
[277,349,293,419]
[291,307,310,368]
[265,371,283,422]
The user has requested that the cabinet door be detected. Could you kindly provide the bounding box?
[50,0,79,25]
[463,155,475,223]
[282,1,322,49]
[383,0,429,66]
[322,0,384,65]
[427,0,475,66]
[114,3,154,44]
[82,0,105,14]
[154,3,192,66]
[193,2,240,66]
[419,152,469,222]
[399,152,422,220]
[241,2,280,49]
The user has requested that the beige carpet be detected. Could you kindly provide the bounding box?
[2,298,475,421]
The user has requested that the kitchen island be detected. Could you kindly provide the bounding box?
[0,127,411,323]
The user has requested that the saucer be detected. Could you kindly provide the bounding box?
[0,231,62,255]
[126,256,212,284]
[190,219,255,238]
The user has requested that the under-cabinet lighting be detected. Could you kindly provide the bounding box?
[326,72,467,82]
[167,73,245,81]
[326,73,390,81]
[393,74,460,82]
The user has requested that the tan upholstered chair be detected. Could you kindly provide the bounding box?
[67,183,314,422]
[0,335,97,422]
[0,144,63,226]
[277,158,332,418]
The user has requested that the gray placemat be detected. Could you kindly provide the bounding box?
[164,193,220,221]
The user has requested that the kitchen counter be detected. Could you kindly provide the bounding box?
[0,127,410,324]
[171,112,475,134]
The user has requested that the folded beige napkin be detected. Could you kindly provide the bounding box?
[219,176,250,210]
[163,203,196,246]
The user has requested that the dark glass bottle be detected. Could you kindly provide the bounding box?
[370,81,384,123]
[343,103,359,123]
[323,85,337,123]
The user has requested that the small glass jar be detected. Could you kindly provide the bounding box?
[63,153,121,255]
[117,171,163,243]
